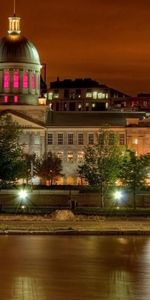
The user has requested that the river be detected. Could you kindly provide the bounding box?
[0,235,149,300]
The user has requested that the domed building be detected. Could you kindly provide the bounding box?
[0,14,41,105]
[0,13,149,187]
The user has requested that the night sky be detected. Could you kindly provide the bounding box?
[1,0,150,95]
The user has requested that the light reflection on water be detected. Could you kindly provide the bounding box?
[0,236,149,300]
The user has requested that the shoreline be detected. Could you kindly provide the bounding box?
[0,215,150,235]
[0,230,150,236]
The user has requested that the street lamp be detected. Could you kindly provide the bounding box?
[114,190,123,208]
[18,189,28,202]
[114,190,122,202]
[16,189,28,213]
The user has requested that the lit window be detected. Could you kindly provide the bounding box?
[97,92,109,99]
[86,92,92,98]
[3,71,10,88]
[98,92,103,99]
[14,96,18,103]
[88,134,94,145]
[64,103,67,110]
[68,133,74,145]
[38,98,46,105]
[4,96,8,103]
[57,152,63,159]
[23,72,29,89]
[67,152,73,162]
[13,71,19,88]
[32,74,36,89]
[85,103,89,111]
[132,138,138,145]
[49,103,53,110]
[48,92,53,100]
[53,93,59,99]
[93,91,98,99]
[58,134,63,145]
[78,103,82,111]
[119,134,125,145]
[78,133,84,145]
[106,102,108,109]
[77,152,84,162]
[48,133,53,145]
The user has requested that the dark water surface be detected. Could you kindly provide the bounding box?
[0,235,150,300]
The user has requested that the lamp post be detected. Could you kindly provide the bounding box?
[17,189,28,213]
[18,189,28,202]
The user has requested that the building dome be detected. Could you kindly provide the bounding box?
[0,14,41,105]
[0,35,40,65]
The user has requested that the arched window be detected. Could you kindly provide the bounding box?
[13,71,19,88]
[32,74,36,89]
[23,72,29,89]
[3,71,10,89]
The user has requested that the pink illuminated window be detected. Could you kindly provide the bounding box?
[13,71,19,88]
[4,96,8,103]
[32,74,36,89]
[3,71,10,88]
[14,96,18,103]
[23,72,29,89]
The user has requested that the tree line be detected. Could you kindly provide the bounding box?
[1,115,150,209]
[0,116,62,187]
[78,129,150,208]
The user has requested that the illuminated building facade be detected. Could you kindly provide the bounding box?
[0,13,150,184]
[45,111,150,184]
[47,78,129,112]
[47,79,150,112]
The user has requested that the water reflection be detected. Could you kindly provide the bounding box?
[0,236,149,300]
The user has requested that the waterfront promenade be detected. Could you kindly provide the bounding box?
[0,214,150,235]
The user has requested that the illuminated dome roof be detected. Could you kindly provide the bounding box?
[0,35,40,65]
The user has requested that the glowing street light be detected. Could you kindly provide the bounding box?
[114,190,123,208]
[114,190,122,201]
[18,189,28,202]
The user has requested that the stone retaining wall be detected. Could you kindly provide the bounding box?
[0,190,150,208]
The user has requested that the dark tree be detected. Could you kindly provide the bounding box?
[0,115,24,186]
[20,153,37,184]
[36,152,63,185]
[119,150,150,209]
[78,129,124,207]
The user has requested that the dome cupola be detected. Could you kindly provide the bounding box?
[8,15,21,35]
[0,7,41,105]
[0,36,41,65]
